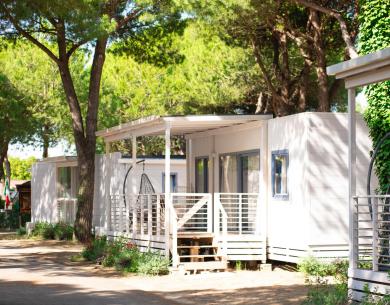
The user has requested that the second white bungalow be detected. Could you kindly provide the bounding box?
[94,112,373,271]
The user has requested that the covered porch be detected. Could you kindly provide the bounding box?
[96,115,271,270]
[327,47,390,300]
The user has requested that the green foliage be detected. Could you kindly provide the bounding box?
[31,222,73,240]
[16,227,26,236]
[358,0,390,193]
[299,257,348,285]
[82,236,108,262]
[0,203,19,229]
[32,222,55,239]
[8,157,36,180]
[301,283,348,305]
[137,251,170,276]
[82,237,169,275]
[53,223,74,241]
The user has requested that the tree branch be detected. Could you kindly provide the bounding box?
[293,0,358,58]
[0,3,59,63]
[115,8,143,31]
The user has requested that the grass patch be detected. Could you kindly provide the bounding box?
[31,222,74,241]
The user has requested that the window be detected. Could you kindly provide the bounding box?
[195,157,208,193]
[219,151,260,193]
[272,150,289,200]
[162,173,178,193]
[57,167,72,198]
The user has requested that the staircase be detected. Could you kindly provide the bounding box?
[175,232,227,273]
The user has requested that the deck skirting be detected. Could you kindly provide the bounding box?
[348,268,390,301]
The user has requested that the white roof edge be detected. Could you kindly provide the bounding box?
[96,115,161,137]
[96,114,272,138]
[327,47,390,76]
[37,156,77,163]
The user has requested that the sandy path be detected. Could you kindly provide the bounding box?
[0,239,308,305]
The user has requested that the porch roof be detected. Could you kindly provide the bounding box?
[327,47,390,88]
[96,114,272,143]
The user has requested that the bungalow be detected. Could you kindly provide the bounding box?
[95,112,374,271]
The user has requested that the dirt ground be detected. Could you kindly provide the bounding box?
[0,237,308,305]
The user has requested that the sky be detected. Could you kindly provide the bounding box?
[8,92,369,159]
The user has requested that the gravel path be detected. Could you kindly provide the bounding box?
[0,239,308,305]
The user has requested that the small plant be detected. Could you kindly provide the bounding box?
[298,257,348,285]
[301,283,348,305]
[53,223,74,240]
[16,227,26,236]
[31,222,55,239]
[235,261,242,271]
[137,252,170,276]
[114,248,140,273]
[82,236,108,262]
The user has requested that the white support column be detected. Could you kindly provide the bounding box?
[186,138,190,193]
[348,88,357,269]
[132,135,137,194]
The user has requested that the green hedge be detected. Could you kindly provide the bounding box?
[31,222,74,240]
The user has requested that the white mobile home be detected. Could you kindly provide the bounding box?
[31,155,186,228]
[95,112,373,271]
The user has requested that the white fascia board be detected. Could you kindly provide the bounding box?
[185,119,269,140]
[327,47,390,77]
[163,114,271,123]
[118,158,186,165]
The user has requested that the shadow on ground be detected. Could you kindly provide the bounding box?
[0,279,307,305]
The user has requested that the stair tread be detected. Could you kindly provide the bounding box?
[177,245,218,249]
[177,232,214,239]
[178,261,228,271]
[179,254,223,258]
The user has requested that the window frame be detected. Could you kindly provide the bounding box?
[162,172,178,193]
[271,149,289,200]
[219,149,260,193]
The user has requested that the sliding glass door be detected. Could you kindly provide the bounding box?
[219,151,260,193]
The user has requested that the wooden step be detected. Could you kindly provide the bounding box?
[179,254,223,259]
[178,260,227,271]
[177,245,218,249]
[177,232,214,239]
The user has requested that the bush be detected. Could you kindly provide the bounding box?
[31,222,54,238]
[16,227,26,236]
[82,236,108,262]
[81,237,170,276]
[137,252,170,276]
[301,283,348,305]
[53,223,73,240]
[298,257,348,285]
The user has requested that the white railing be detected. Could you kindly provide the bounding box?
[109,194,166,238]
[214,193,259,235]
[57,198,77,224]
[353,195,390,272]
[171,193,213,233]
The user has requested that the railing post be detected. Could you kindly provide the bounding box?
[169,194,179,268]
[372,197,378,272]
[157,194,161,237]
[140,197,144,236]
[239,194,242,235]
[207,193,213,233]
[132,196,137,238]
[125,197,130,235]
[214,193,219,235]
[119,196,123,234]
[148,195,152,240]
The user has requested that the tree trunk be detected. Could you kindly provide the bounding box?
[310,9,330,112]
[42,124,50,158]
[0,141,8,183]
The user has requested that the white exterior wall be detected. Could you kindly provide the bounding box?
[31,162,57,223]
[189,124,265,194]
[31,153,186,229]
[267,114,309,260]
[307,113,373,247]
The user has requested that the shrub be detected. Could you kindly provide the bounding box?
[114,248,140,273]
[16,227,26,236]
[301,283,348,305]
[81,237,170,276]
[137,252,170,276]
[53,223,73,240]
[298,257,348,285]
[31,222,55,239]
[82,236,108,262]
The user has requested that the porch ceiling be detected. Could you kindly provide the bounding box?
[96,114,272,143]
